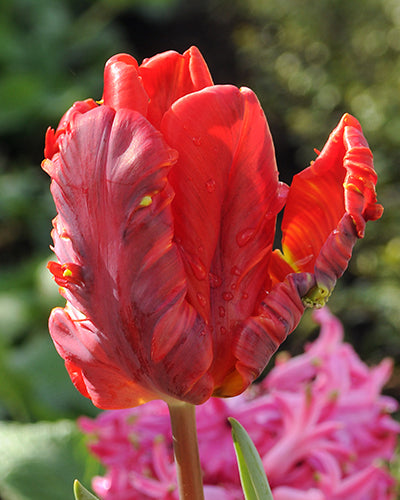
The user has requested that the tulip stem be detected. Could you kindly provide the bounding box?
[168,402,204,500]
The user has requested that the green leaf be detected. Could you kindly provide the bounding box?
[74,480,100,500]
[0,420,103,500]
[229,417,274,500]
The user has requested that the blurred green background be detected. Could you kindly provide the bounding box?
[0,0,399,498]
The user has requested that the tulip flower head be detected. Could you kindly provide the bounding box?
[42,47,383,409]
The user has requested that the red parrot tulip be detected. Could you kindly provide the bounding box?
[42,46,382,409]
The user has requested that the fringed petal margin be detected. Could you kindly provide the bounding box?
[43,99,99,159]
[275,114,382,277]
[341,115,383,236]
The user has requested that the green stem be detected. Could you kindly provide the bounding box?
[167,402,205,500]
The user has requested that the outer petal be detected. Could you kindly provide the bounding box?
[44,106,215,408]
[269,114,383,300]
[139,46,213,129]
[162,85,287,393]
[49,305,160,407]
[43,99,98,159]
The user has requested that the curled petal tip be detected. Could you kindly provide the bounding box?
[342,112,360,128]
[103,52,149,114]
[41,158,53,175]
[106,53,139,67]
[44,127,57,159]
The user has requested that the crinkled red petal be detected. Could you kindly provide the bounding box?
[44,127,57,159]
[229,272,315,396]
[283,114,381,271]
[269,114,382,294]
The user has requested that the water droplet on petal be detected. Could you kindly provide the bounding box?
[192,136,202,146]
[231,266,242,276]
[231,283,237,290]
[190,257,207,280]
[236,228,255,247]
[222,291,234,301]
[205,178,216,193]
[209,272,222,288]
[242,292,249,300]
[218,306,226,318]
[197,292,207,307]
[220,326,227,335]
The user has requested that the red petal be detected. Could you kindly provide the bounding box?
[272,114,382,279]
[44,127,57,159]
[342,115,384,234]
[44,100,99,160]
[311,213,358,298]
[45,105,215,407]
[103,53,149,115]
[162,85,284,389]
[139,46,213,129]
[231,272,315,396]
[56,99,99,134]
[50,306,160,408]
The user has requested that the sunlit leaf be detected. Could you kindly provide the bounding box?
[229,417,273,500]
[73,480,100,500]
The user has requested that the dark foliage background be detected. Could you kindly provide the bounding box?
[0,0,399,497]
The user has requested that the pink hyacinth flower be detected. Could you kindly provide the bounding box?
[79,308,399,499]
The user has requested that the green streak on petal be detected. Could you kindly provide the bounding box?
[139,195,153,207]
